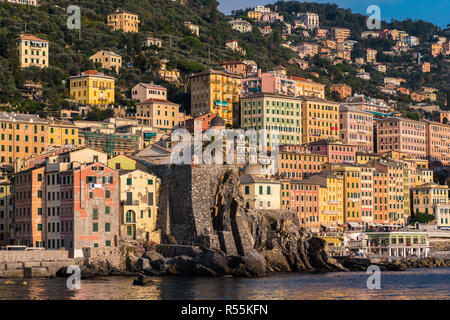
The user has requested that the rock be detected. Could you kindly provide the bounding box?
[136,258,150,272]
[196,249,231,275]
[241,251,266,276]
[133,274,153,286]
[143,249,164,262]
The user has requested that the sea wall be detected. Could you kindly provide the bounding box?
[0,250,75,278]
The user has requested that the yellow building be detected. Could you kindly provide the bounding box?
[412,183,449,215]
[0,168,12,245]
[107,10,140,33]
[291,77,325,99]
[69,70,115,106]
[301,97,340,144]
[0,112,48,165]
[48,120,82,147]
[366,48,377,64]
[190,69,242,125]
[108,154,147,171]
[247,10,263,21]
[136,98,181,131]
[89,50,122,73]
[309,174,344,227]
[324,163,362,227]
[119,170,160,242]
[16,33,49,68]
[240,165,281,210]
[159,59,180,84]
[356,152,381,165]
[240,93,303,146]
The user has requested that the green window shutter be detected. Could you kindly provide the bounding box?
[93,223,98,232]
[105,223,110,232]
[245,186,250,195]
[93,209,98,220]
[105,206,110,214]
[127,178,132,185]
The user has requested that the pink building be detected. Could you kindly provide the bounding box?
[376,117,427,159]
[304,139,357,163]
[289,180,320,231]
[360,165,374,227]
[422,120,450,167]
[339,105,374,152]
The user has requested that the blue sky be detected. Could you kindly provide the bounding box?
[218,0,449,28]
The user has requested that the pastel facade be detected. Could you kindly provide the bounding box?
[48,121,82,147]
[135,98,181,130]
[0,171,12,245]
[89,50,122,73]
[132,83,167,103]
[330,84,352,99]
[240,173,281,210]
[278,149,327,179]
[0,112,48,165]
[16,33,48,68]
[289,180,320,230]
[190,69,241,125]
[142,36,162,48]
[240,93,302,146]
[412,183,448,215]
[107,10,140,33]
[330,27,350,43]
[423,120,450,166]
[301,97,340,144]
[339,105,374,152]
[376,117,427,159]
[119,170,160,242]
[228,19,253,33]
[69,70,115,106]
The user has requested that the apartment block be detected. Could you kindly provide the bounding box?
[240,93,302,146]
[376,117,427,159]
[136,97,181,130]
[339,105,374,152]
[0,112,48,165]
[301,97,340,144]
[16,33,48,68]
[131,83,167,103]
[191,69,241,125]
[48,120,82,147]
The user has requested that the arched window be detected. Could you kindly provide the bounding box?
[126,210,135,223]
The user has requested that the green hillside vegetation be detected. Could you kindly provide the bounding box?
[0,0,448,118]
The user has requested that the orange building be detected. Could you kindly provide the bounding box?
[330,83,352,99]
[373,169,389,225]
[278,145,328,179]
[419,62,430,73]
[14,165,46,247]
[423,120,450,167]
[107,10,140,33]
[0,112,48,165]
[289,180,321,230]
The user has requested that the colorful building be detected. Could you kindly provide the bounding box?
[376,117,427,160]
[330,84,352,99]
[339,105,374,152]
[308,174,344,228]
[191,69,241,125]
[304,139,356,164]
[0,112,48,165]
[301,97,340,144]
[289,180,320,230]
[240,165,281,210]
[119,170,160,242]
[278,148,327,179]
[136,97,181,130]
[89,50,122,73]
[61,162,120,257]
[240,93,302,146]
[422,120,450,167]
[16,33,48,68]
[0,167,12,246]
[48,120,82,147]
[107,10,140,33]
[69,70,115,106]
[412,183,449,215]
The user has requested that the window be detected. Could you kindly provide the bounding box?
[148,192,154,206]
[106,240,111,247]
[105,206,110,214]
[105,223,110,232]
[259,186,263,195]
[245,186,250,195]
[147,179,153,185]
[126,178,132,185]
[93,209,98,220]
[93,223,98,232]
[37,208,42,216]
[105,190,111,198]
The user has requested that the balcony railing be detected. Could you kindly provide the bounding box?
[121,200,139,206]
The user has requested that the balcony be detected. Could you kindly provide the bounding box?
[121,200,139,206]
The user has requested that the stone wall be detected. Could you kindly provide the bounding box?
[0,250,74,278]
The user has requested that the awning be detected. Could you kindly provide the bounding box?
[348,222,361,228]
[367,222,376,227]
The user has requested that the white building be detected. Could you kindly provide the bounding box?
[295,12,319,30]
[228,18,253,33]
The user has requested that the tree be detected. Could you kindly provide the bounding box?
[167,59,205,94]
[413,212,435,224]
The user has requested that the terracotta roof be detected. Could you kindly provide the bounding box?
[16,33,47,42]
[138,98,178,105]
